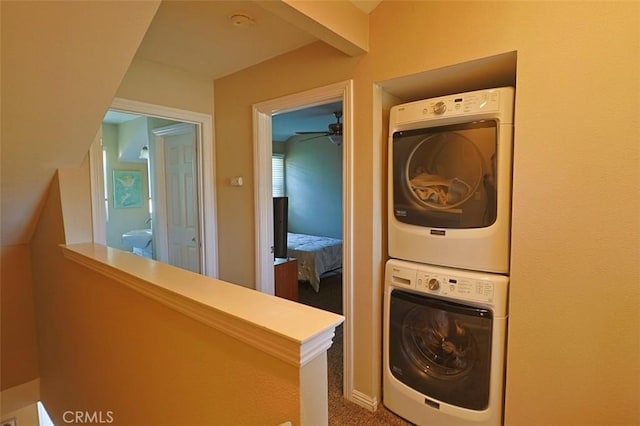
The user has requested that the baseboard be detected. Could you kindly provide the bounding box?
[350,389,379,413]
[0,379,40,417]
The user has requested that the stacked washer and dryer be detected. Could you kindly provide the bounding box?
[384,87,515,426]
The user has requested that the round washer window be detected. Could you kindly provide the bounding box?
[401,307,478,379]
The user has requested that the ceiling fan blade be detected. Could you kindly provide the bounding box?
[293,111,342,138]
[297,134,329,142]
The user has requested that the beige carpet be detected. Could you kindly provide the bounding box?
[298,274,412,425]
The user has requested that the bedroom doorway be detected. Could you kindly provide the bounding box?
[253,80,355,402]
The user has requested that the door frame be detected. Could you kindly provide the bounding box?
[252,80,355,400]
[89,98,218,278]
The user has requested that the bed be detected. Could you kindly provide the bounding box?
[287,232,343,292]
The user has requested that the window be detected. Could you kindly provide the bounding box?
[103,147,109,222]
[272,153,285,197]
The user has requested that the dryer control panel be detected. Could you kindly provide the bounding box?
[390,87,513,127]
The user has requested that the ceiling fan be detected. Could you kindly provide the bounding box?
[296,111,343,145]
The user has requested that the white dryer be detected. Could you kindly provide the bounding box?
[388,87,515,273]
[383,259,509,426]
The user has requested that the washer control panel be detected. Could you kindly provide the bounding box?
[416,272,494,303]
[385,259,508,309]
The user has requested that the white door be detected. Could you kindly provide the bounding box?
[164,126,201,273]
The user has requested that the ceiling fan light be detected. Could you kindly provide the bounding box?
[328,134,342,146]
[329,123,342,135]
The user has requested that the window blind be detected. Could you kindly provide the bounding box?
[272,153,285,197]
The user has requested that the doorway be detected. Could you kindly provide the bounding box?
[252,80,355,400]
[90,98,219,278]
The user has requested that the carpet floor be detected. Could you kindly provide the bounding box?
[298,274,413,426]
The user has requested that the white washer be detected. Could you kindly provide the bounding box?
[388,87,515,274]
[383,259,509,426]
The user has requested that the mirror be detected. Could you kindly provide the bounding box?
[101,111,202,274]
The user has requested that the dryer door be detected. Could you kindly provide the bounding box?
[388,289,494,410]
[392,120,498,229]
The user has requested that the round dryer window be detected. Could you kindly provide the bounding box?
[401,307,478,380]
[405,133,484,210]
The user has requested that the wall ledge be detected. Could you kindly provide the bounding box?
[0,379,40,417]
[61,243,343,367]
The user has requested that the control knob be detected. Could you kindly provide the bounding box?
[433,101,447,115]
[427,278,440,290]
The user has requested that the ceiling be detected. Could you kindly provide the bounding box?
[135,1,381,80]
[135,1,316,79]
[272,101,343,142]
[103,111,140,125]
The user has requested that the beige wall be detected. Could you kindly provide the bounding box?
[0,245,39,391]
[58,158,94,245]
[214,1,639,424]
[1,1,159,393]
[116,57,214,116]
[0,0,160,246]
[214,41,362,286]
[30,170,301,425]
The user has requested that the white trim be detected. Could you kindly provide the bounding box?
[371,84,386,406]
[89,129,106,245]
[350,389,379,413]
[91,98,219,278]
[151,130,168,263]
[152,122,194,137]
[61,243,341,367]
[251,80,355,401]
[252,108,275,293]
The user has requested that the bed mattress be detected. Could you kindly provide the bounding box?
[287,232,342,292]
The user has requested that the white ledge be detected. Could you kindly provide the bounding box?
[61,243,344,367]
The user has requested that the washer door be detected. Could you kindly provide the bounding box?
[392,120,498,229]
[388,289,494,410]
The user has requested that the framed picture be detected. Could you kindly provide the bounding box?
[113,170,144,209]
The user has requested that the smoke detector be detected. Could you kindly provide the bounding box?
[230,13,255,29]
